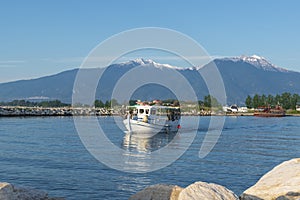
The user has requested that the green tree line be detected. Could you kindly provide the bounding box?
[0,100,70,107]
[94,99,119,108]
[245,93,300,110]
[198,95,222,108]
[126,96,222,109]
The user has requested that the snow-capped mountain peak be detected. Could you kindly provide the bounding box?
[241,55,269,65]
[131,58,153,65]
[218,55,289,73]
[121,55,290,73]
[122,58,183,70]
[119,58,152,66]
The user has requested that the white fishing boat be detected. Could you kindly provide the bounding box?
[123,103,181,135]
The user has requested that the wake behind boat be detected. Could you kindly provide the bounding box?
[123,101,181,134]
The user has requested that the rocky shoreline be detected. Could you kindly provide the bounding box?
[130,158,300,200]
[1,158,299,199]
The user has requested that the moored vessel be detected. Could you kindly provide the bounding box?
[123,102,181,135]
[254,105,285,117]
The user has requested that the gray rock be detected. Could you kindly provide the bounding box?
[0,182,64,200]
[129,184,183,200]
[178,181,238,200]
[276,191,300,200]
[241,158,300,200]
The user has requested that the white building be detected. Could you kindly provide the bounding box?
[223,105,248,113]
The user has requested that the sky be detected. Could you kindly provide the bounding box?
[0,0,300,83]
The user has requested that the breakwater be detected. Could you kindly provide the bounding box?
[0,106,236,117]
[2,106,299,117]
[0,106,113,116]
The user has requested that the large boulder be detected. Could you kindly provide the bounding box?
[241,158,300,200]
[0,182,64,200]
[129,184,183,200]
[178,181,238,200]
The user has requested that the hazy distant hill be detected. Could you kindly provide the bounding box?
[0,69,78,103]
[0,56,299,105]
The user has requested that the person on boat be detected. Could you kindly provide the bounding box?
[142,115,148,123]
[171,111,175,121]
[129,110,133,119]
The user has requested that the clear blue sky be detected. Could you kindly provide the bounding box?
[0,0,300,82]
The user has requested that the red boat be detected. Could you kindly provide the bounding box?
[254,105,286,117]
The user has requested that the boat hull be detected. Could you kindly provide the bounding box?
[123,118,179,135]
[253,112,285,117]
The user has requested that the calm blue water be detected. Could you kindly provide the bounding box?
[0,116,299,199]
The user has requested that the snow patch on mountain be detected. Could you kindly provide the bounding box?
[218,55,290,72]
[121,56,291,73]
[120,58,185,70]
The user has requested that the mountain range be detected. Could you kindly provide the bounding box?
[0,55,299,105]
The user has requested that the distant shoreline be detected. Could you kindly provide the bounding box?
[217,113,300,117]
[1,106,299,117]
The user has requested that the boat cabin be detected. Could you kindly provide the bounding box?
[128,105,180,123]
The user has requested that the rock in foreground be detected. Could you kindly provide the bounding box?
[178,181,238,200]
[0,182,64,200]
[129,182,238,200]
[129,184,183,200]
[241,158,300,200]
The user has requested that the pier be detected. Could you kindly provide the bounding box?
[0,106,113,116]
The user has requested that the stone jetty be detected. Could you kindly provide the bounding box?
[0,106,112,116]
[130,158,300,200]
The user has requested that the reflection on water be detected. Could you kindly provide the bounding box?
[97,116,198,173]
[120,131,183,172]
[122,132,178,152]
[116,175,152,194]
[116,116,200,172]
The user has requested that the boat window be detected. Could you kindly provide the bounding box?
[145,109,149,114]
[151,109,156,115]
[139,109,144,114]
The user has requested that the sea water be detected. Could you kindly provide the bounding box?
[0,116,299,199]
